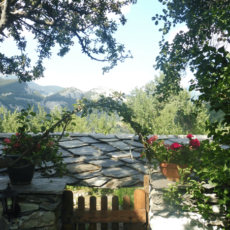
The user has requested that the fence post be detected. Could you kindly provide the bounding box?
[144,175,149,230]
[134,189,146,230]
[62,190,74,230]
[112,196,119,230]
[90,196,97,230]
[78,196,85,230]
[101,196,108,230]
[123,195,131,230]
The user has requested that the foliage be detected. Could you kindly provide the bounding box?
[0,0,136,81]
[151,1,230,227]
[141,134,200,166]
[152,0,230,144]
[126,73,209,135]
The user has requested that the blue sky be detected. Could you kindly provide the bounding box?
[2,0,195,94]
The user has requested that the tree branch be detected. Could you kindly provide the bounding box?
[0,0,11,34]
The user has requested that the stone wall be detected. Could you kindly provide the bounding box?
[149,175,227,230]
[0,178,66,230]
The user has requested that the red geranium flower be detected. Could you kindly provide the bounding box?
[170,142,182,149]
[189,138,200,149]
[186,134,194,139]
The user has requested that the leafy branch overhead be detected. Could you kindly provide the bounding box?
[153,0,230,144]
[0,0,136,82]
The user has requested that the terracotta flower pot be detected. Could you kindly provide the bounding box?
[159,163,191,182]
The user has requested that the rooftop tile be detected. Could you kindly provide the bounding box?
[66,163,100,174]
[89,133,116,139]
[107,141,136,151]
[68,146,102,156]
[101,166,139,178]
[59,140,88,148]
[76,137,100,144]
[86,159,124,168]
[91,143,117,152]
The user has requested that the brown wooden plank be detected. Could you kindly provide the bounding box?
[112,196,119,230]
[62,190,74,230]
[134,189,145,210]
[73,209,146,223]
[78,196,85,230]
[123,195,131,230]
[101,196,108,230]
[90,196,96,230]
[134,189,146,230]
[144,175,149,230]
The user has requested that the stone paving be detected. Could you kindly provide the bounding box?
[0,133,225,189]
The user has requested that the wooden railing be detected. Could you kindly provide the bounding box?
[62,175,149,230]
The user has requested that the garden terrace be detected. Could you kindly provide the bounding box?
[0,133,229,230]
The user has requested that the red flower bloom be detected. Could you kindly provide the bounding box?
[186,134,194,139]
[15,133,21,136]
[170,142,182,149]
[147,135,158,144]
[4,138,11,144]
[189,138,200,149]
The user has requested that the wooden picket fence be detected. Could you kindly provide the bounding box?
[62,175,149,230]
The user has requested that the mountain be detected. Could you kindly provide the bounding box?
[27,82,64,96]
[0,77,118,113]
[84,86,116,100]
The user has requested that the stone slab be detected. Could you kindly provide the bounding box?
[86,159,125,168]
[0,178,66,194]
[89,133,116,139]
[115,134,136,139]
[58,148,73,157]
[61,175,80,185]
[0,145,4,150]
[91,143,117,152]
[66,163,100,173]
[0,133,14,139]
[81,176,111,187]
[150,173,176,189]
[101,176,140,189]
[101,166,140,178]
[106,151,132,158]
[58,140,88,148]
[68,146,102,156]
[126,151,142,158]
[80,155,110,161]
[99,138,119,142]
[220,144,230,149]
[128,163,160,174]
[68,132,89,137]
[62,157,84,164]
[107,141,136,150]
[168,138,189,145]
[76,137,100,143]
[119,158,142,164]
[124,140,144,148]
[72,171,102,179]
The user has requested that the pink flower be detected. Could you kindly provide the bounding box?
[186,134,194,139]
[4,138,11,144]
[170,143,182,149]
[15,133,21,136]
[189,138,200,149]
[147,135,158,144]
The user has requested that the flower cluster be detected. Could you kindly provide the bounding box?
[141,134,201,165]
[2,133,55,159]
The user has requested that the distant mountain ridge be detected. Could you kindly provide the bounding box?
[0,75,118,112]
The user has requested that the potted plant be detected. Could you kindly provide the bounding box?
[0,106,73,185]
[141,134,201,181]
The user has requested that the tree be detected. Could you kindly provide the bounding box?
[0,0,136,82]
[152,0,230,143]
[126,73,209,135]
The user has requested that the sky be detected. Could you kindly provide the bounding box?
[1,0,195,94]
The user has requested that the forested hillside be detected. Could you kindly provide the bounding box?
[0,73,226,135]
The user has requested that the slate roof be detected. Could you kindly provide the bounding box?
[0,133,227,189]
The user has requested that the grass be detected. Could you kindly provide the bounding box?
[65,185,143,209]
